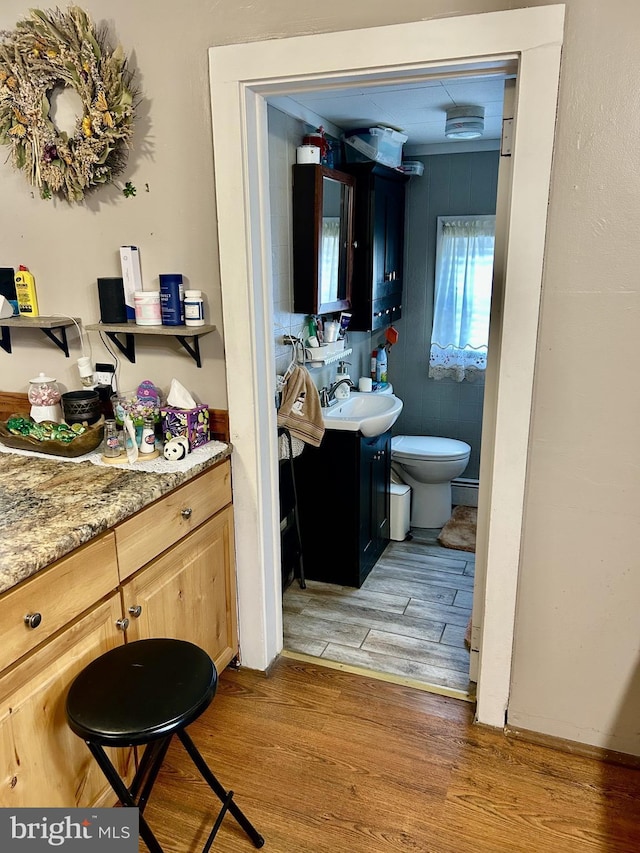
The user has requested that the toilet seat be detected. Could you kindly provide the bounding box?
[391,435,470,462]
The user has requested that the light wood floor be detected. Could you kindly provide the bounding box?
[144,657,640,853]
[283,527,475,696]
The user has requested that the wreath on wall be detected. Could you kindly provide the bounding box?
[0,6,136,203]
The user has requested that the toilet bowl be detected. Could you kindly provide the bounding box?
[391,435,471,528]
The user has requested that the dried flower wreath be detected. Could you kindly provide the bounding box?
[0,6,136,202]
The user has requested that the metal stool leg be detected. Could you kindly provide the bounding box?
[86,741,166,853]
[177,729,265,848]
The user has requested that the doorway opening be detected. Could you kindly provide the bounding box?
[208,6,564,729]
[269,87,504,700]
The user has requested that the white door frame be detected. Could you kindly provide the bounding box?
[208,5,564,728]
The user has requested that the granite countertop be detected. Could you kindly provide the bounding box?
[0,444,231,596]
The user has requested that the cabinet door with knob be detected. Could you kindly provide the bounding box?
[120,508,238,673]
[344,162,409,331]
[0,594,133,807]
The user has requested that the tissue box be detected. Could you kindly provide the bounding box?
[161,405,210,450]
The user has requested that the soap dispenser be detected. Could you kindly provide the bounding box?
[334,361,351,401]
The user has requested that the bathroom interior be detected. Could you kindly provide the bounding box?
[269,75,502,698]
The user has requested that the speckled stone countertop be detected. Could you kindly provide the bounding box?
[0,445,231,596]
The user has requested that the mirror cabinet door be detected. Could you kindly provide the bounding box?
[293,164,355,315]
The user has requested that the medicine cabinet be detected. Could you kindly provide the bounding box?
[292,164,355,315]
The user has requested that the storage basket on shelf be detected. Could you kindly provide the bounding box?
[342,126,408,168]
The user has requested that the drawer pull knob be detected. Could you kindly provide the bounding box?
[24,612,42,629]
[115,618,129,631]
[181,507,193,519]
[128,605,142,618]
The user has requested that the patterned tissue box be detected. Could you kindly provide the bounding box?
[160,405,210,450]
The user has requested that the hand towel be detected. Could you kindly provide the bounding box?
[277,365,325,447]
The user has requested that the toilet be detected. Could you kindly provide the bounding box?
[391,435,471,529]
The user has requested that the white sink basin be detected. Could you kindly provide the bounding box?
[322,391,403,437]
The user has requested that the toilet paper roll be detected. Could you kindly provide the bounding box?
[297,145,321,164]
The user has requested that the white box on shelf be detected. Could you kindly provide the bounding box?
[343,126,408,169]
[119,246,143,321]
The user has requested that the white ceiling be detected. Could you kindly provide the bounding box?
[272,74,509,151]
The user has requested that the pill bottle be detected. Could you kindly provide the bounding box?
[184,290,205,327]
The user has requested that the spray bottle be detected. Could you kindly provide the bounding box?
[376,344,388,383]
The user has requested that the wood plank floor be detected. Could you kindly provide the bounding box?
[144,657,640,853]
[283,527,475,696]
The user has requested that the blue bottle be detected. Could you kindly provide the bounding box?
[159,274,184,326]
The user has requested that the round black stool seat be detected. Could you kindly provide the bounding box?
[66,638,217,747]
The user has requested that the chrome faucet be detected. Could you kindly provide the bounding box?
[327,377,354,401]
[320,377,354,407]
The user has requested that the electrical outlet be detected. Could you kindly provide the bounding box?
[94,362,115,387]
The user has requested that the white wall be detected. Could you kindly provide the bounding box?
[2,0,640,755]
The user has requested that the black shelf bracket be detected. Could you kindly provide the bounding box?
[0,326,11,354]
[85,322,215,368]
[40,325,71,357]
[175,334,203,368]
[104,330,136,363]
[0,323,72,357]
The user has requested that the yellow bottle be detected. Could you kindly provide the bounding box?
[15,266,39,317]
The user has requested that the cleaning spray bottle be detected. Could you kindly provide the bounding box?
[375,344,388,384]
[15,266,39,317]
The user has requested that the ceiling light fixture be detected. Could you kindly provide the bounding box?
[445,105,485,139]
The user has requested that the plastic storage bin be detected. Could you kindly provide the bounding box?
[343,126,408,169]
[390,482,411,541]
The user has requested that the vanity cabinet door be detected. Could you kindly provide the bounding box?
[0,595,132,807]
[120,509,239,674]
[359,431,391,572]
[293,429,391,588]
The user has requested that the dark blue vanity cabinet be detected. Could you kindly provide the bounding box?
[293,428,391,587]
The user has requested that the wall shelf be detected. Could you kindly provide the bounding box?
[297,346,352,368]
[85,321,217,368]
[0,316,80,357]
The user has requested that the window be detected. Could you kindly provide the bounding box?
[429,215,496,382]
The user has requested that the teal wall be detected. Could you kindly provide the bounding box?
[389,150,500,479]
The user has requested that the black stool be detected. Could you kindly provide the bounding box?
[66,638,264,852]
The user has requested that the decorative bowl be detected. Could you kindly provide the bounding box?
[0,416,105,458]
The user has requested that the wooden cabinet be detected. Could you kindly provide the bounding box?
[115,460,232,581]
[343,163,409,331]
[121,507,238,673]
[0,460,237,807]
[292,164,355,315]
[293,429,391,587]
[0,595,133,806]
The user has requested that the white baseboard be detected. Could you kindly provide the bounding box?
[452,477,479,507]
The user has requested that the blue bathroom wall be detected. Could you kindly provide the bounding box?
[389,151,500,480]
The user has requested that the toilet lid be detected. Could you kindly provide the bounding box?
[391,435,471,462]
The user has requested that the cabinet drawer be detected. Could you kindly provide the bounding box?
[115,461,232,580]
[0,533,119,674]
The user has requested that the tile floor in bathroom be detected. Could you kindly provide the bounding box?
[282,526,475,697]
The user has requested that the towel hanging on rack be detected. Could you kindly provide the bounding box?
[277,365,324,447]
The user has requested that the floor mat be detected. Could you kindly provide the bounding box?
[438,505,477,553]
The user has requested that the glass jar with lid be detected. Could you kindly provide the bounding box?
[28,373,63,423]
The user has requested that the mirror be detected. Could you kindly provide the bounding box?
[293,165,355,315]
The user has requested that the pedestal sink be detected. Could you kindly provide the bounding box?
[322,391,403,437]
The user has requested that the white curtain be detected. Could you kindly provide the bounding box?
[320,217,340,305]
[429,215,496,382]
